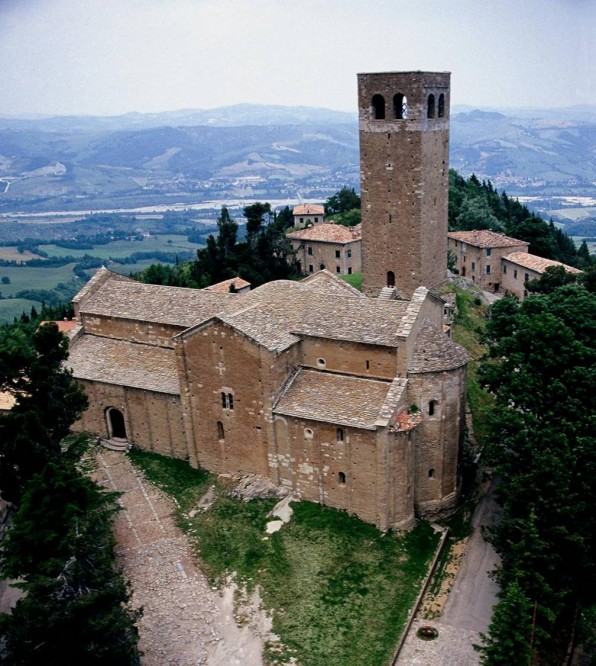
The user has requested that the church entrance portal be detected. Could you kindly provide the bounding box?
[107,408,127,440]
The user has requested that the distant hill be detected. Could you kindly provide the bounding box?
[0,104,595,214]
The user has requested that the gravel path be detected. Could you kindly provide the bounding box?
[93,449,272,666]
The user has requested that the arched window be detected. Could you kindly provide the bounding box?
[393,93,408,119]
[337,427,344,441]
[338,472,346,485]
[428,400,437,416]
[106,407,127,440]
[428,468,435,479]
[217,421,224,440]
[438,93,445,118]
[386,270,395,287]
[427,94,436,118]
[371,94,385,120]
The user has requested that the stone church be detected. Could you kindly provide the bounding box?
[68,71,469,531]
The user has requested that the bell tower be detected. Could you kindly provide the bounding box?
[358,71,450,298]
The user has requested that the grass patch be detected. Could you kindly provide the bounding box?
[449,284,494,447]
[41,234,203,260]
[0,298,42,323]
[0,263,78,297]
[339,271,363,291]
[128,449,439,666]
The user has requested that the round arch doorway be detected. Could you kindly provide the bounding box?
[106,407,127,441]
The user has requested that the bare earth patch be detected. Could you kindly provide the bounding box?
[93,449,275,666]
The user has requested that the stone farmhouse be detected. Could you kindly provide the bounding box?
[287,223,362,276]
[67,71,470,531]
[292,204,325,228]
[448,230,581,299]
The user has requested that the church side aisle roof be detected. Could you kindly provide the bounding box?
[67,334,180,394]
[79,280,238,328]
[273,369,397,429]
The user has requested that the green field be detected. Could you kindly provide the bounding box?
[0,298,42,322]
[41,234,203,259]
[0,263,79,297]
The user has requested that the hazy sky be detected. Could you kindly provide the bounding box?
[1,0,594,117]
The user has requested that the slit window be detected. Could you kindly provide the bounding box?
[338,472,346,485]
[217,421,224,440]
[438,94,445,117]
[429,400,437,416]
[337,427,344,441]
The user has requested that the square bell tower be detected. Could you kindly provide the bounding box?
[358,71,450,298]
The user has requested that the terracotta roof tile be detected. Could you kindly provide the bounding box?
[204,277,251,293]
[68,335,179,394]
[274,369,398,429]
[293,204,324,215]
[287,223,362,243]
[448,230,528,249]
[503,251,582,274]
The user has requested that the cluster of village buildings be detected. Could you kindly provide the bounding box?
[287,204,581,300]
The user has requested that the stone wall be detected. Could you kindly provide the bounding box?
[300,336,397,380]
[292,238,361,276]
[448,238,528,291]
[407,364,467,517]
[73,380,187,459]
[81,313,184,347]
[501,259,538,299]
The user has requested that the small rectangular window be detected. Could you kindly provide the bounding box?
[308,264,314,273]
[300,217,304,223]
[525,273,529,282]
[314,217,318,223]
[347,249,352,258]
[307,246,313,256]
[471,261,475,270]
[514,269,518,279]
[503,264,507,274]
[486,265,491,274]
[335,250,340,258]
[336,266,341,274]
[348,267,352,274]
[486,248,492,257]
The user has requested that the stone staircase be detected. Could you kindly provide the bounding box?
[97,437,130,452]
[378,286,397,300]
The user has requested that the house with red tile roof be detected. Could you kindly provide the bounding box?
[287,223,362,276]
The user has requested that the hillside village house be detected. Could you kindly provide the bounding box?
[292,203,325,228]
[287,223,362,276]
[66,71,472,531]
[448,230,581,298]
[501,251,582,298]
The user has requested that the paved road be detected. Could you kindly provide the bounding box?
[397,485,501,665]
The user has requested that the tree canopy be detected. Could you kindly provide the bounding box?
[476,283,596,663]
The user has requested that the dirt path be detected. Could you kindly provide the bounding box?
[93,449,273,666]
